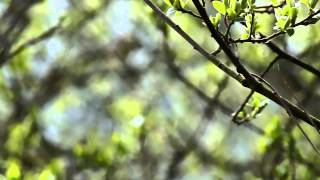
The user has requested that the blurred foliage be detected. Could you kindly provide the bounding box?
[0,0,319,179]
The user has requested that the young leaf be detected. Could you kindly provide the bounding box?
[248,0,256,8]
[276,16,290,30]
[289,7,298,24]
[227,8,237,20]
[254,22,262,32]
[230,0,237,10]
[251,100,269,118]
[271,0,280,6]
[241,33,250,39]
[210,16,215,24]
[274,8,283,20]
[240,0,248,9]
[286,0,294,7]
[212,1,227,15]
[235,2,242,14]
[245,14,252,30]
[210,13,222,28]
[180,0,189,8]
[164,0,174,6]
[300,0,311,8]
[310,0,319,9]
[173,0,183,9]
[215,13,222,25]
[223,0,229,7]
[282,5,291,16]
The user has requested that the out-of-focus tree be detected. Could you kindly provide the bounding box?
[0,0,320,179]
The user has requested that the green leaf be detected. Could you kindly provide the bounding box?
[274,8,283,20]
[235,2,242,14]
[223,0,229,7]
[241,33,250,39]
[173,0,182,9]
[310,0,319,9]
[165,0,187,9]
[210,13,222,28]
[282,5,290,16]
[276,160,289,178]
[248,0,256,7]
[245,14,252,30]
[230,0,237,9]
[210,16,215,23]
[240,0,248,9]
[286,0,294,7]
[164,0,174,6]
[238,110,247,118]
[288,7,298,24]
[276,16,290,30]
[252,97,260,108]
[212,1,227,15]
[215,13,222,25]
[39,169,55,180]
[254,22,262,32]
[227,8,237,20]
[251,100,268,118]
[6,160,21,180]
[265,116,282,139]
[272,0,280,5]
[300,0,311,8]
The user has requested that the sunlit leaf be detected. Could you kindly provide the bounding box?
[286,0,295,6]
[240,0,248,8]
[227,8,237,20]
[210,13,222,28]
[164,0,175,6]
[109,96,144,120]
[6,160,21,180]
[39,169,55,180]
[173,0,183,9]
[310,0,319,8]
[212,1,227,15]
[289,7,298,24]
[276,160,289,178]
[241,33,250,39]
[276,16,290,30]
[248,0,255,7]
[272,0,280,5]
[229,0,237,9]
[300,0,311,8]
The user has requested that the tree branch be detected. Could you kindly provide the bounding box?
[232,56,280,124]
[144,0,320,131]
[266,41,320,78]
[144,0,244,83]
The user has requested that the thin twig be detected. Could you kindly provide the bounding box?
[252,73,320,157]
[8,17,64,60]
[144,0,244,83]
[144,0,320,130]
[266,41,320,78]
[232,56,279,123]
[176,8,202,18]
[233,9,320,43]
[233,31,283,43]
